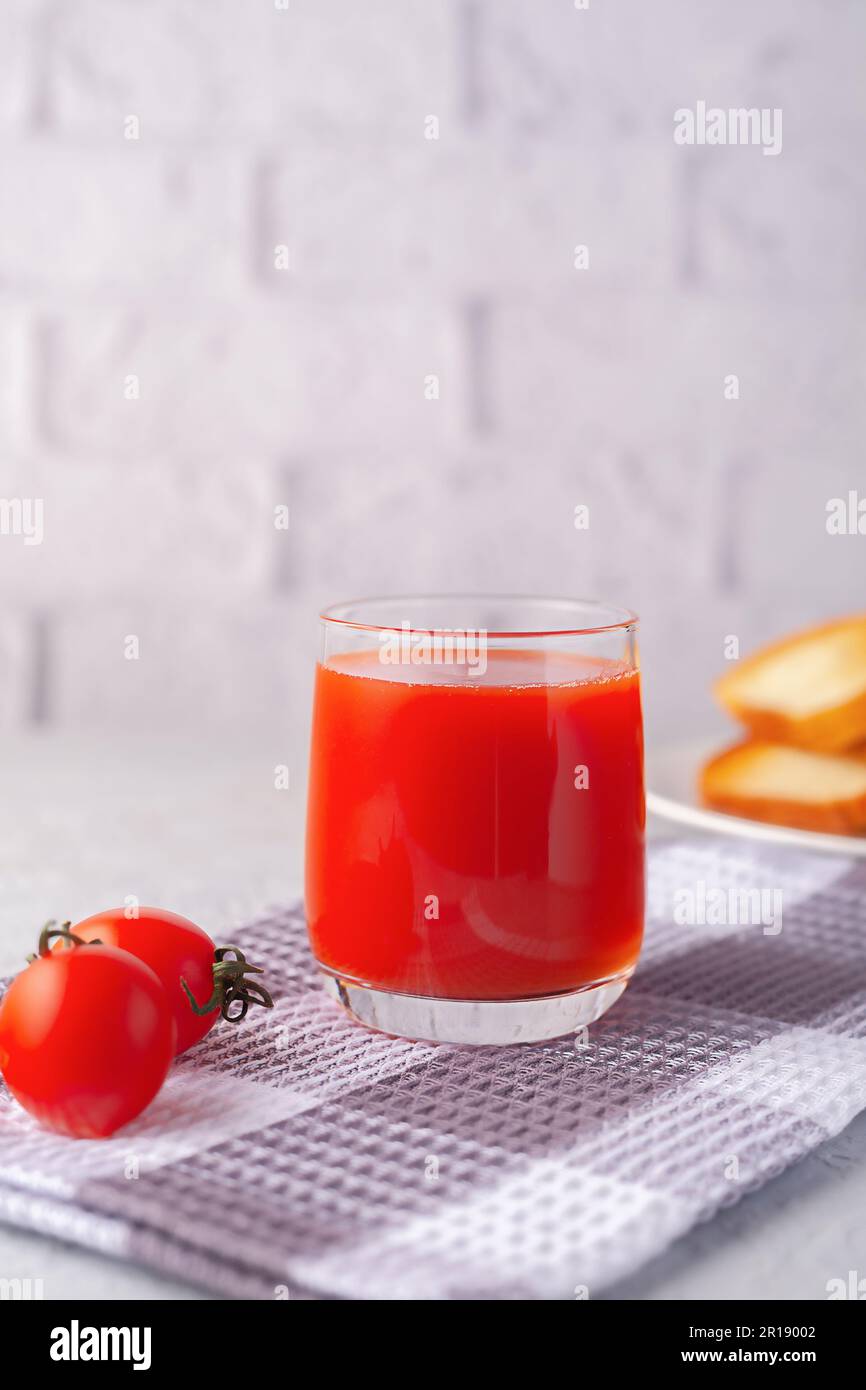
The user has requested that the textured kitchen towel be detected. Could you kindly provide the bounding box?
[2,836,866,1300]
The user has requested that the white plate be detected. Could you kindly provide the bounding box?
[647,737,866,858]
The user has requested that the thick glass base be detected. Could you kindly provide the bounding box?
[318,968,633,1045]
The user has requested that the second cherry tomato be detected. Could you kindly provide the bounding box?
[69,908,273,1055]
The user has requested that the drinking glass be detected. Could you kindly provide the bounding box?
[305,595,644,1044]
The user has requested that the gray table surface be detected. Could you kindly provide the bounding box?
[1,732,864,1302]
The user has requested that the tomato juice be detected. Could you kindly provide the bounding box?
[305,647,645,1002]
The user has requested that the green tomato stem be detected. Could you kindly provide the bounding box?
[180,944,275,1024]
[34,921,99,959]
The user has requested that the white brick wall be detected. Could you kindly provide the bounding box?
[0,311,35,450]
[694,145,866,296]
[0,145,247,295]
[0,614,32,725]
[39,302,462,458]
[0,454,281,604]
[48,1,458,138]
[0,0,862,746]
[50,598,315,737]
[0,2,32,131]
[261,136,676,291]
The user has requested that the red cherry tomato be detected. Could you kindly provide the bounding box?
[69,908,273,1055]
[0,928,175,1138]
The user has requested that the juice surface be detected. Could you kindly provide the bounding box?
[305,648,645,1000]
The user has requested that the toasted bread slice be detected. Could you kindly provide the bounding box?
[701,740,866,834]
[714,615,866,752]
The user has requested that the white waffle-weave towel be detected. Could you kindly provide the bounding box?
[1,836,865,1299]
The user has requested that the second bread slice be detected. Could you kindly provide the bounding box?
[701,740,866,834]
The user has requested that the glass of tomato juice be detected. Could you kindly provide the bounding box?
[305,596,645,1044]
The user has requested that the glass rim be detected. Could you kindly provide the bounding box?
[319,593,638,639]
